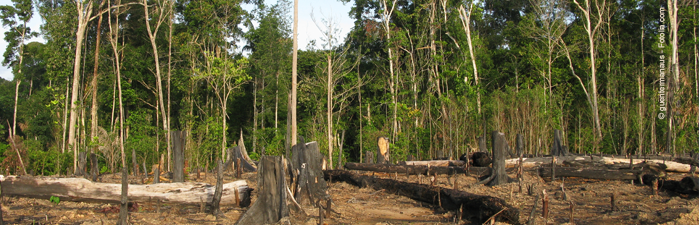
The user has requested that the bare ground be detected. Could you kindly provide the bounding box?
[1,168,698,224]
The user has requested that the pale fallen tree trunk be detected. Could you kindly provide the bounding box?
[0,176,252,206]
[505,156,693,173]
[399,160,465,167]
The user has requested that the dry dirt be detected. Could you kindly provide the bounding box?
[2,168,699,224]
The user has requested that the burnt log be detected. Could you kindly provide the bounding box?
[236,156,289,224]
[344,162,490,176]
[324,170,520,224]
[470,152,492,167]
[538,167,640,180]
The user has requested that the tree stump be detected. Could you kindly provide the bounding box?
[171,131,186,182]
[292,137,330,206]
[77,151,87,176]
[486,131,510,186]
[225,146,258,173]
[131,148,139,176]
[235,156,289,225]
[516,134,524,156]
[365,151,374,164]
[210,160,224,217]
[90,153,98,182]
[551,130,566,156]
[377,137,390,164]
[117,168,128,225]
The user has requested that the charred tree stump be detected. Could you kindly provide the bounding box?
[77,151,87,176]
[365,151,374,164]
[344,162,490,176]
[210,160,224,217]
[153,166,159,184]
[90,153,98,182]
[377,137,390,164]
[516,134,524,156]
[225,146,258,173]
[291,138,330,205]
[551,130,567,156]
[117,168,129,225]
[172,131,186,182]
[480,131,510,186]
[235,156,289,225]
[324,170,520,224]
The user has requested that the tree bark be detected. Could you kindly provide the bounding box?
[324,170,520,224]
[486,131,510,186]
[291,138,330,205]
[235,156,289,225]
[172,131,186,182]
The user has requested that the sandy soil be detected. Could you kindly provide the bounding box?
[1,167,698,224]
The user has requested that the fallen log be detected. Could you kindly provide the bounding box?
[0,175,252,206]
[324,170,520,224]
[345,162,490,176]
[399,160,465,167]
[538,167,640,180]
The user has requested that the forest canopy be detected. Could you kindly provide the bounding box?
[0,0,696,175]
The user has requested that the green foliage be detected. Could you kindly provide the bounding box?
[49,196,59,205]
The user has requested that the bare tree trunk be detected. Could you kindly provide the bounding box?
[167,0,173,165]
[381,0,398,141]
[291,0,298,146]
[63,76,70,153]
[358,65,363,163]
[69,0,96,173]
[142,0,171,170]
[275,72,279,129]
[327,54,333,169]
[91,13,103,157]
[573,0,606,140]
[459,3,481,115]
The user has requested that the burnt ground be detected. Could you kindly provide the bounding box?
[1,167,699,224]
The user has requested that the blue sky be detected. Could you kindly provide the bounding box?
[0,0,355,81]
